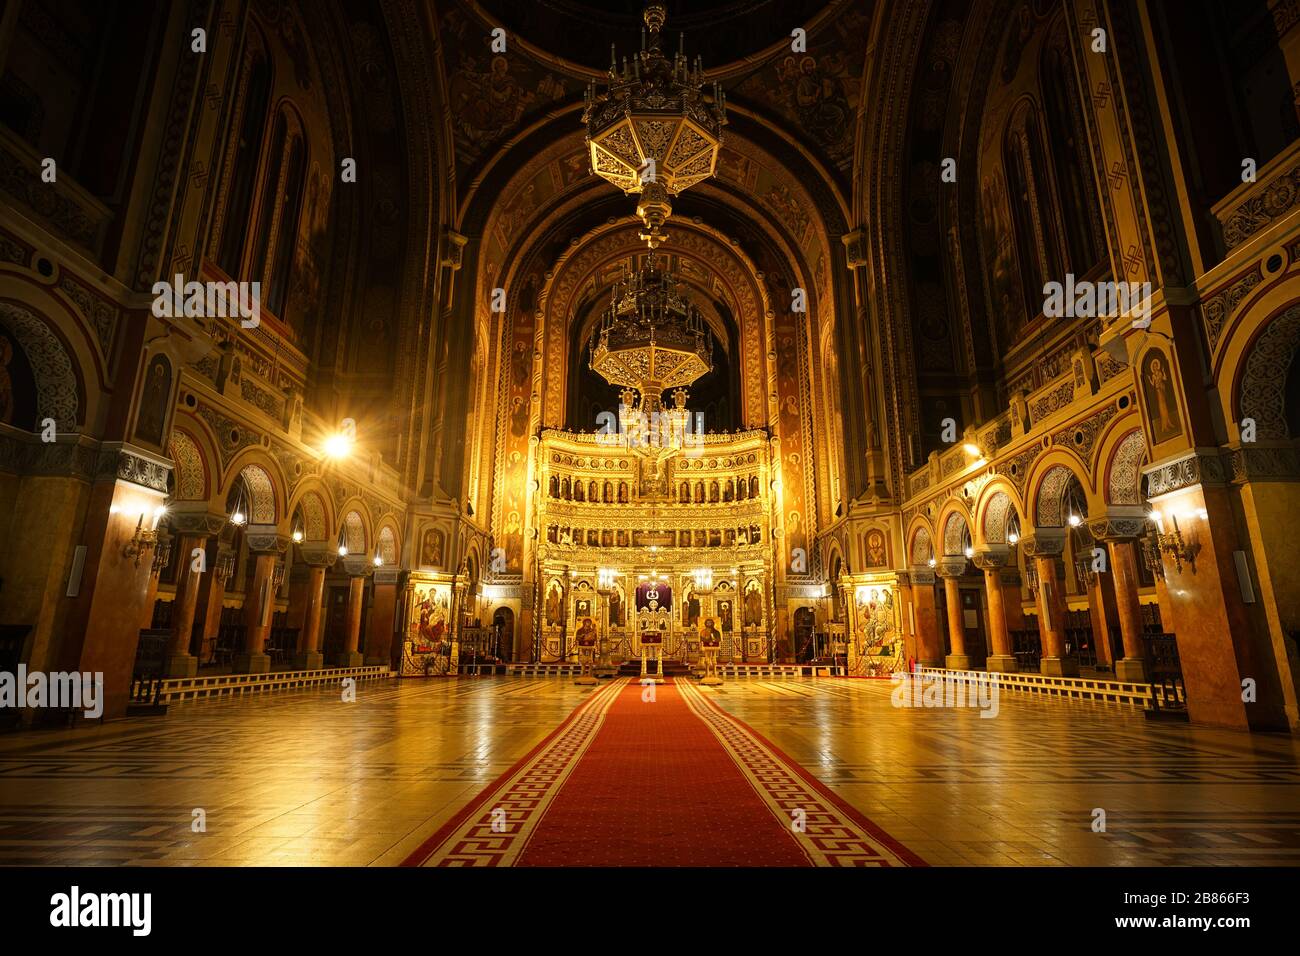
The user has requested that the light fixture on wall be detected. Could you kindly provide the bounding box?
[1147,508,1199,574]
[323,418,355,460]
[122,504,167,567]
[693,567,713,590]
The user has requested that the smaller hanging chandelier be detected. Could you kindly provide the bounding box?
[589,254,713,418]
[582,3,727,248]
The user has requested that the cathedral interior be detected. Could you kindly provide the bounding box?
[1,0,1300,882]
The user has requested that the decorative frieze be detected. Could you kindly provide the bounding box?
[166,509,228,535]
[1050,402,1118,464]
[1217,148,1300,251]
[0,433,98,481]
[908,566,935,586]
[1019,528,1065,558]
[935,556,968,578]
[971,545,1009,570]
[1225,444,1300,483]
[1201,269,1262,354]
[1086,511,1148,542]
[245,526,288,555]
[1143,448,1227,497]
[97,442,172,494]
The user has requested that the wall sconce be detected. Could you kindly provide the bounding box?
[693,568,713,590]
[1074,553,1097,589]
[271,559,287,592]
[215,548,236,582]
[1148,509,1199,574]
[1023,560,1040,594]
[123,505,166,567]
[598,568,618,590]
[1140,533,1164,581]
[151,529,173,574]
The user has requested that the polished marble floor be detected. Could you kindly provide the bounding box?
[0,676,1297,866]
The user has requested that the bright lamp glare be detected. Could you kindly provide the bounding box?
[962,443,981,456]
[323,433,352,458]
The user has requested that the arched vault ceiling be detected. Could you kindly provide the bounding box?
[469,123,837,333]
[570,255,736,354]
[535,221,773,429]
[441,0,869,185]
[469,0,841,78]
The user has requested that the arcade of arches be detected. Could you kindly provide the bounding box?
[2,0,1300,868]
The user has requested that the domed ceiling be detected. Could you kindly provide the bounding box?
[473,0,833,74]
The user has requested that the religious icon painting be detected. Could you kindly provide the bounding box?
[1140,348,1183,446]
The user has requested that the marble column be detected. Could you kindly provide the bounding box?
[164,511,226,677]
[366,568,402,667]
[291,542,335,670]
[909,566,942,667]
[165,533,206,677]
[1088,512,1150,682]
[194,542,235,662]
[1022,529,1078,677]
[337,555,372,667]
[234,526,287,674]
[56,452,170,720]
[936,556,970,670]
[973,546,1016,672]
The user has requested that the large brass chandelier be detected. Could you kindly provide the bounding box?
[582,3,727,249]
[589,254,712,459]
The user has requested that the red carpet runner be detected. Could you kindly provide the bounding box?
[402,678,925,867]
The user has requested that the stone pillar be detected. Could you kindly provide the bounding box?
[291,542,335,669]
[165,533,206,677]
[937,556,970,670]
[163,511,226,677]
[234,526,287,674]
[55,448,171,720]
[1089,512,1150,682]
[973,546,1016,672]
[366,568,402,667]
[194,541,235,662]
[337,555,371,667]
[1083,557,1119,671]
[1022,529,1078,677]
[896,575,916,664]
[909,566,942,667]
